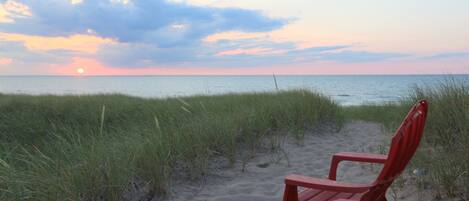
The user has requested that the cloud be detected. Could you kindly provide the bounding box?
[203,31,269,43]
[0,0,412,72]
[95,36,299,67]
[0,0,295,69]
[216,47,286,56]
[321,51,408,62]
[0,41,71,64]
[0,8,10,23]
[1,0,287,47]
[0,32,115,53]
[0,0,295,68]
[97,34,401,68]
[0,0,32,23]
[207,47,406,65]
[0,57,12,65]
[69,0,84,4]
[426,52,469,60]
[96,42,201,67]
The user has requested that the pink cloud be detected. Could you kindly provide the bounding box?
[203,31,267,42]
[46,57,469,76]
[0,32,115,54]
[0,57,12,65]
[0,0,32,23]
[216,48,286,56]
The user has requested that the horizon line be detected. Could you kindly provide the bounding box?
[1,73,469,77]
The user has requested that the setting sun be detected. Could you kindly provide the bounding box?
[76,67,85,74]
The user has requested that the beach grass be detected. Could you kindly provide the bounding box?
[2,79,469,200]
[0,90,342,200]
[342,79,469,199]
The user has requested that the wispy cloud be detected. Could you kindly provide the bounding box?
[0,57,12,65]
[0,0,32,23]
[426,52,469,60]
[321,51,409,63]
[0,32,115,53]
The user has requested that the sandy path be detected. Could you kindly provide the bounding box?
[168,121,386,201]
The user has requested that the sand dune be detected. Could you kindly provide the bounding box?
[168,121,386,201]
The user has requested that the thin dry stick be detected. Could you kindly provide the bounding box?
[99,105,106,136]
[273,73,279,91]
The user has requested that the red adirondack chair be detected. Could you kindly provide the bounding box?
[282,100,428,201]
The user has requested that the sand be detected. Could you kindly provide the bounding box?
[167,121,388,201]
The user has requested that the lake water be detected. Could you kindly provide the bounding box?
[0,75,468,105]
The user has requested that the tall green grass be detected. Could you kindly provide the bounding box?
[343,79,469,200]
[0,90,341,200]
[409,79,469,199]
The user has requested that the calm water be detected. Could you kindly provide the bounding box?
[0,75,468,105]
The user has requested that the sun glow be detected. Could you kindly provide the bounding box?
[76,67,85,74]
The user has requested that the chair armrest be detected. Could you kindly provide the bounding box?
[285,174,372,193]
[329,152,387,180]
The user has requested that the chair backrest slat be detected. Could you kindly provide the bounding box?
[362,100,428,200]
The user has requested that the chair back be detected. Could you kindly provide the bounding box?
[362,100,428,201]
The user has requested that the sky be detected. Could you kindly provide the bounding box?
[0,0,468,75]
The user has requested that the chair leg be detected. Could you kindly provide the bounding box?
[283,185,299,201]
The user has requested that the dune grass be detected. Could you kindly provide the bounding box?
[0,90,342,200]
[342,79,469,200]
[3,79,468,200]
